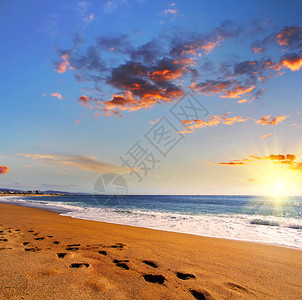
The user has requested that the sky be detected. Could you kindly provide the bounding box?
[1,0,302,195]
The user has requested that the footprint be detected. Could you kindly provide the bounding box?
[142,260,158,268]
[225,282,248,293]
[176,272,196,280]
[57,253,67,259]
[23,242,30,245]
[25,247,41,252]
[28,230,34,232]
[108,243,125,250]
[35,237,45,241]
[70,263,90,268]
[66,247,79,251]
[0,238,8,242]
[53,241,60,245]
[47,235,53,238]
[189,289,212,300]
[143,274,165,284]
[0,247,12,250]
[113,259,129,270]
[98,250,107,256]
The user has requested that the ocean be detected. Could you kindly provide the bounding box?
[1,194,301,249]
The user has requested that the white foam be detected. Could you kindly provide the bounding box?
[0,196,80,213]
[62,207,302,250]
[1,196,301,250]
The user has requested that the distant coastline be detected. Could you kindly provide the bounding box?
[0,188,74,197]
[0,193,62,197]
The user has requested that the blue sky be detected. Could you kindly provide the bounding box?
[1,0,302,195]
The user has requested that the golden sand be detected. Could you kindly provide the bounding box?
[0,203,301,299]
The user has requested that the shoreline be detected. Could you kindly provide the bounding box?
[0,202,302,299]
[1,195,301,251]
[63,212,302,252]
[0,194,64,197]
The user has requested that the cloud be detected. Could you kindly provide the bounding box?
[219,85,255,99]
[149,118,160,124]
[55,51,74,73]
[78,95,89,106]
[256,115,287,125]
[279,53,302,71]
[252,47,264,54]
[210,161,246,166]
[205,154,301,170]
[189,57,279,101]
[0,166,9,174]
[179,112,248,133]
[84,14,95,22]
[250,25,302,53]
[53,22,302,116]
[290,123,302,129]
[17,153,127,174]
[261,134,272,139]
[51,92,63,100]
[276,26,302,49]
[163,8,179,15]
[237,98,252,104]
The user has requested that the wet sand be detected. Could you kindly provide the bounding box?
[0,203,301,299]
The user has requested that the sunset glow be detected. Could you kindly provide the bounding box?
[0,0,301,195]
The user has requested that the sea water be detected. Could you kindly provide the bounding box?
[1,194,301,249]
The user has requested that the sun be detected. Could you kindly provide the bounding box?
[248,160,300,198]
[274,181,284,190]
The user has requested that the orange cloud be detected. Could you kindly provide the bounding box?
[261,134,272,139]
[55,52,74,73]
[219,85,255,99]
[51,92,63,100]
[212,161,246,166]
[97,83,184,116]
[148,66,184,81]
[223,115,247,125]
[180,112,248,133]
[256,115,287,125]
[277,26,302,48]
[205,154,300,169]
[179,39,222,56]
[149,118,160,124]
[290,123,302,129]
[237,99,250,104]
[191,80,256,100]
[78,95,89,106]
[102,91,156,113]
[252,47,264,53]
[280,55,302,71]
[0,166,9,174]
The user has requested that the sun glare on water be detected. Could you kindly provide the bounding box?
[263,169,298,198]
[245,157,301,216]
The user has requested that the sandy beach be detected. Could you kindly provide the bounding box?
[0,203,301,299]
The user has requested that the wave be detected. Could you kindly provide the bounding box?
[250,219,280,226]
[61,207,302,250]
[1,196,302,249]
